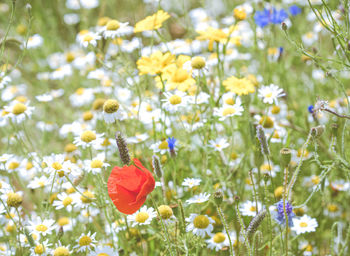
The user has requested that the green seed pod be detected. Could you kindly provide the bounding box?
[280,148,292,168]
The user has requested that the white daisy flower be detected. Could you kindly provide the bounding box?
[27,176,49,190]
[84,153,109,174]
[162,91,189,113]
[186,193,211,204]
[4,100,34,123]
[291,215,318,235]
[52,192,78,212]
[127,206,157,227]
[258,84,285,105]
[102,20,130,39]
[74,232,97,252]
[182,178,201,188]
[27,218,56,238]
[186,214,215,237]
[26,34,43,49]
[206,231,236,251]
[208,138,230,152]
[74,130,104,149]
[214,98,244,120]
[88,246,119,256]
[239,200,263,217]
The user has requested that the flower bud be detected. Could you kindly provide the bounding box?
[310,125,325,138]
[281,22,287,31]
[152,155,163,178]
[256,125,270,156]
[115,131,130,165]
[247,210,267,240]
[213,190,223,206]
[280,148,292,168]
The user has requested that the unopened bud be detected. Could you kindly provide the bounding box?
[256,125,270,155]
[213,190,223,206]
[115,132,130,165]
[281,22,287,31]
[152,155,163,178]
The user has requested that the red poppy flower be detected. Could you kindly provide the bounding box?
[107,158,155,215]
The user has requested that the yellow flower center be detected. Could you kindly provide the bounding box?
[83,111,93,121]
[169,95,182,105]
[158,140,168,150]
[75,88,85,95]
[213,232,226,243]
[91,160,103,169]
[191,57,205,69]
[58,217,70,226]
[265,92,273,98]
[193,215,210,229]
[8,162,20,170]
[6,192,22,208]
[53,247,70,256]
[223,107,236,116]
[259,116,274,128]
[311,176,320,185]
[26,162,33,170]
[225,98,235,105]
[81,191,94,204]
[62,197,73,207]
[299,222,308,228]
[12,103,27,115]
[271,105,280,114]
[249,206,256,212]
[65,52,75,63]
[35,224,48,232]
[52,162,63,170]
[83,35,93,42]
[103,99,119,113]
[79,235,92,246]
[327,204,338,212]
[80,131,96,143]
[135,212,149,223]
[64,143,77,153]
[34,244,45,254]
[158,205,173,219]
[98,254,109,256]
[106,20,120,31]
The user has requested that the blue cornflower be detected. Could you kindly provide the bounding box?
[308,105,314,113]
[254,8,288,28]
[289,5,302,16]
[167,137,177,157]
[271,8,288,24]
[167,137,176,150]
[254,9,271,28]
[274,200,295,226]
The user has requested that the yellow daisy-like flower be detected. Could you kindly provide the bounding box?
[223,76,255,96]
[196,27,228,51]
[137,51,175,76]
[134,10,170,33]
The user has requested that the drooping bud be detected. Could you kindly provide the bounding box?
[152,155,163,178]
[256,125,270,155]
[115,132,130,165]
[280,148,292,168]
[310,125,325,138]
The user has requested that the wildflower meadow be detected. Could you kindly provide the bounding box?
[1,0,350,255]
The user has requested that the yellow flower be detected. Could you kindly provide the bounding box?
[137,51,175,76]
[196,27,228,51]
[223,76,255,96]
[166,67,196,91]
[134,10,170,33]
